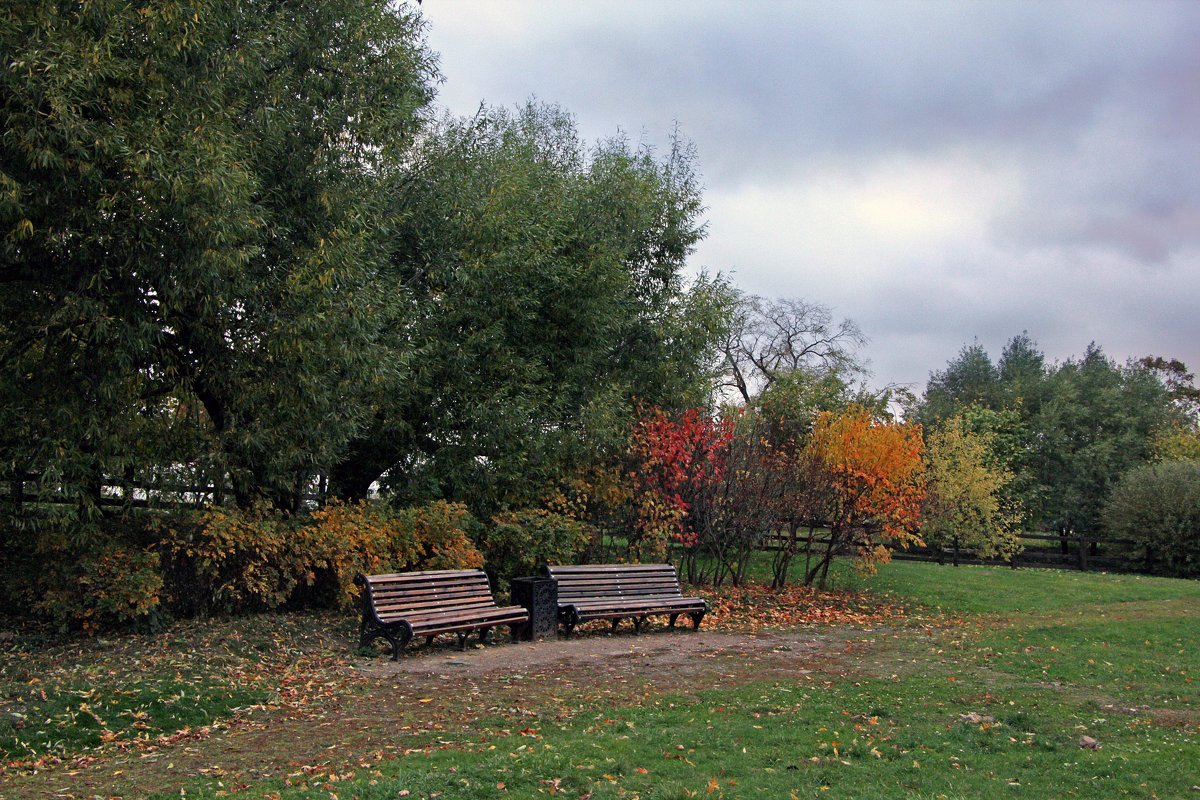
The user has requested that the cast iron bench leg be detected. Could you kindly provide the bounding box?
[391,628,412,661]
[561,607,580,638]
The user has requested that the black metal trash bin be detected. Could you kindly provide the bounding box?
[510,576,558,641]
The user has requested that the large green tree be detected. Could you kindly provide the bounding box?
[997,332,1047,406]
[914,342,1001,429]
[329,104,734,513]
[1,0,436,512]
[1029,345,1172,535]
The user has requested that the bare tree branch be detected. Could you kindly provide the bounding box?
[720,293,867,401]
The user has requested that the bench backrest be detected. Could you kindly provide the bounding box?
[359,569,499,620]
[542,564,685,602]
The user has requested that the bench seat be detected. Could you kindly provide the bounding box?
[356,569,529,659]
[542,563,706,636]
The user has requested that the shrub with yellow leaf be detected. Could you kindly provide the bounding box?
[162,500,484,614]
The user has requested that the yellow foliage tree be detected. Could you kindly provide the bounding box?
[1150,424,1200,463]
[164,500,483,613]
[921,415,1024,563]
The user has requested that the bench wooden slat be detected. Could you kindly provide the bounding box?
[374,601,500,620]
[554,575,681,586]
[542,563,706,636]
[365,581,493,599]
[366,578,492,594]
[365,569,485,581]
[406,609,528,632]
[376,601,502,619]
[557,588,682,597]
[571,596,703,609]
[406,614,529,638]
[357,569,528,659]
[372,584,492,599]
[371,587,494,607]
[547,564,672,572]
[573,599,704,613]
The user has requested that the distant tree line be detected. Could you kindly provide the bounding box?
[912,337,1198,540]
[910,337,1200,576]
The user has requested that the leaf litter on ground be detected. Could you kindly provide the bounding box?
[0,581,954,796]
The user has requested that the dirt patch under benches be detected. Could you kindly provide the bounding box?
[364,626,832,681]
[2,625,857,799]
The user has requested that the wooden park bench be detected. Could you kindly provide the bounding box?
[355,569,529,660]
[541,563,707,637]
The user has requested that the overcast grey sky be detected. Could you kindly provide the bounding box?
[420,0,1200,391]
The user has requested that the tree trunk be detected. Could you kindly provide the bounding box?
[771,520,799,589]
[805,526,840,588]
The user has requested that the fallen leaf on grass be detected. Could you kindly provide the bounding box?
[695,583,935,633]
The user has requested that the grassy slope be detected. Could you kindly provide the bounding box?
[0,611,339,765]
[152,562,1199,799]
[833,558,1200,613]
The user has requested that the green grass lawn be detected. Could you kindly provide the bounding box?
[830,557,1200,614]
[128,561,1197,800]
[3,560,1196,798]
[334,673,1195,800]
[0,612,327,765]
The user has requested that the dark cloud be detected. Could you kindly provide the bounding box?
[422,0,1200,387]
[430,2,1198,179]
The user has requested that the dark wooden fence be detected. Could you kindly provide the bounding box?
[760,529,1154,574]
[2,473,327,510]
[6,475,1158,575]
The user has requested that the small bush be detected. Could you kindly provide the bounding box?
[391,500,486,573]
[1104,459,1200,578]
[162,504,295,614]
[41,539,163,632]
[0,514,164,632]
[162,500,485,615]
[480,509,592,591]
[277,500,392,610]
[292,499,485,609]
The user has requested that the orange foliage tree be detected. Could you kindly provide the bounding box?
[802,406,926,587]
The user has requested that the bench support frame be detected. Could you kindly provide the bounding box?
[546,564,707,638]
[356,571,528,660]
